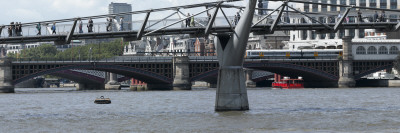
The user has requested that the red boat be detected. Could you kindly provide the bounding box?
[272,75,304,89]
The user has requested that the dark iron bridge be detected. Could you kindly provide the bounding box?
[10,56,393,88]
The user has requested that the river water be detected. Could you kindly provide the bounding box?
[1,87,400,132]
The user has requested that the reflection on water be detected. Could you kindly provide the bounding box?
[1,87,400,132]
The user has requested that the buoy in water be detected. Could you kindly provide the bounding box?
[94,96,111,104]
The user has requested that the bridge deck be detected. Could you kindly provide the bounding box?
[1,22,397,44]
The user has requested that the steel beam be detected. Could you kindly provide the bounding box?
[287,5,332,31]
[270,5,286,34]
[205,3,221,36]
[65,19,79,45]
[252,5,283,27]
[0,26,3,37]
[145,11,176,30]
[334,7,351,32]
[137,11,151,40]
[394,22,400,31]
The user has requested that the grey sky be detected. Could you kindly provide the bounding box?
[0,0,282,25]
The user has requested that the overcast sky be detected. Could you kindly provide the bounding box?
[0,0,282,25]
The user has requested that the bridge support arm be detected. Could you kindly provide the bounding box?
[334,7,351,32]
[252,5,283,27]
[394,22,400,31]
[205,4,221,36]
[65,19,79,44]
[270,4,286,34]
[137,11,151,40]
[287,5,332,31]
[0,26,3,37]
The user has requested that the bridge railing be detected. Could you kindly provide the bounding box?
[10,56,174,63]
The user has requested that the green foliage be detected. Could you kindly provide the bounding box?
[8,39,127,61]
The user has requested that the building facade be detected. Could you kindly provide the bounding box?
[109,2,132,31]
[288,0,400,50]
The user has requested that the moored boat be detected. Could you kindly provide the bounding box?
[272,76,304,89]
[94,96,111,104]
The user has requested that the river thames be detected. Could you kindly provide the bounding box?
[1,87,400,132]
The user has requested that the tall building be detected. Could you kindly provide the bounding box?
[109,2,132,31]
[287,0,400,50]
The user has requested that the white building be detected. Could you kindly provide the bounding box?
[288,0,400,50]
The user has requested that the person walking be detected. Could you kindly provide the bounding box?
[7,23,12,37]
[380,11,386,22]
[87,18,93,33]
[237,12,241,22]
[11,22,16,37]
[374,11,379,22]
[119,17,124,31]
[79,20,83,33]
[36,23,41,35]
[337,11,342,22]
[186,13,191,27]
[190,14,195,27]
[51,22,56,34]
[357,10,363,23]
[258,0,263,15]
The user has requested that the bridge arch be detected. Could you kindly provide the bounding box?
[244,62,338,81]
[354,64,393,80]
[13,64,172,85]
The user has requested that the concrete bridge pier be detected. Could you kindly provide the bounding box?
[245,69,256,88]
[338,35,356,88]
[76,83,105,90]
[172,56,191,90]
[0,58,14,93]
[105,72,121,90]
[214,0,256,111]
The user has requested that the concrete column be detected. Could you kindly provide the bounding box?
[326,17,330,40]
[105,73,121,90]
[307,30,312,40]
[76,83,105,90]
[172,56,191,90]
[316,33,320,40]
[338,36,356,88]
[214,0,255,111]
[245,69,256,88]
[354,19,359,39]
[216,66,249,111]
[0,58,14,93]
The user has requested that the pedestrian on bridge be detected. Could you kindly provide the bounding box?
[357,10,363,23]
[17,22,22,36]
[190,14,195,27]
[87,18,93,33]
[374,11,379,22]
[186,13,191,27]
[36,23,41,35]
[7,23,12,37]
[119,17,124,31]
[11,22,16,37]
[51,22,56,34]
[380,11,386,22]
[337,11,341,22]
[79,20,83,33]
[106,17,112,32]
[258,0,263,15]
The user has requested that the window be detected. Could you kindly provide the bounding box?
[370,0,376,8]
[304,4,309,12]
[367,46,377,54]
[390,46,399,54]
[378,46,388,54]
[321,0,327,12]
[330,0,337,11]
[350,0,356,10]
[340,0,347,11]
[356,46,366,54]
[312,0,319,12]
[360,0,366,7]
[381,0,387,9]
[391,0,397,9]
